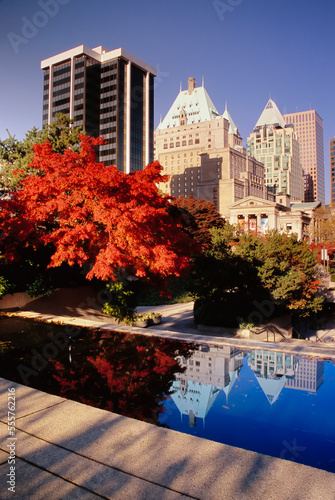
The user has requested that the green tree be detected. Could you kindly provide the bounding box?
[0,114,82,193]
[191,228,264,327]
[314,206,335,244]
[234,231,323,315]
[191,229,323,327]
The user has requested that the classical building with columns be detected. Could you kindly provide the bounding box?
[229,194,321,241]
[154,78,270,218]
[41,45,156,172]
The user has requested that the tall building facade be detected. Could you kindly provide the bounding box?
[330,137,335,206]
[154,78,269,218]
[247,99,304,201]
[283,110,325,204]
[41,45,156,172]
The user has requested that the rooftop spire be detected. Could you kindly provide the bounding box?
[254,98,286,129]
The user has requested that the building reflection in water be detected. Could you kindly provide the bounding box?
[171,345,244,427]
[171,346,325,427]
[247,350,324,404]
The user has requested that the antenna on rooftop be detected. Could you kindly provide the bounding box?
[202,75,204,87]
[180,81,182,92]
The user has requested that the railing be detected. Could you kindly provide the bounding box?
[249,324,287,342]
[291,326,323,342]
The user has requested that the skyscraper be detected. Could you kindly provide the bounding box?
[329,137,335,206]
[41,45,156,172]
[283,110,325,204]
[247,99,304,201]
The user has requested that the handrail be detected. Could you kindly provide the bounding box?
[249,324,287,342]
[291,326,323,342]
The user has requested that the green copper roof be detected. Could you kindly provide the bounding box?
[290,201,321,210]
[157,79,220,130]
[222,104,238,135]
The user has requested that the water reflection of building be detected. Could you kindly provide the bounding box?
[247,350,298,405]
[171,345,244,427]
[248,350,324,404]
[285,358,324,392]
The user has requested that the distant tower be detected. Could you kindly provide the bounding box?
[247,99,304,201]
[330,137,335,206]
[283,110,325,204]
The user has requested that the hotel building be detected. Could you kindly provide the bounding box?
[247,99,304,201]
[330,137,335,206]
[154,78,269,218]
[41,45,156,172]
[283,110,325,204]
[171,345,244,427]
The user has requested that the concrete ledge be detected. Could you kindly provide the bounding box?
[7,310,335,360]
[0,292,40,311]
[0,377,334,499]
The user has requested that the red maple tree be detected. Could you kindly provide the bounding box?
[0,135,197,284]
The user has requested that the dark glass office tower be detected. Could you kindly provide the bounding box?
[41,45,156,172]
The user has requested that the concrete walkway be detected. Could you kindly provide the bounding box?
[1,287,335,498]
[1,376,335,500]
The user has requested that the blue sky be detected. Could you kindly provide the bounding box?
[1,0,334,201]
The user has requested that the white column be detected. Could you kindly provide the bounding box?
[126,61,131,174]
[70,56,75,121]
[48,65,53,124]
[145,71,150,166]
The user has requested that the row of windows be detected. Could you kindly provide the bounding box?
[75,60,85,69]
[100,116,117,125]
[101,84,117,94]
[53,64,71,78]
[100,105,117,114]
[53,97,70,107]
[100,95,116,104]
[101,74,117,84]
[101,63,117,73]
[53,76,71,88]
[53,86,70,98]
[164,133,199,141]
[74,71,84,80]
[163,139,200,149]
[101,126,117,135]
[99,149,116,157]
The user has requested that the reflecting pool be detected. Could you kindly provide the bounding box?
[1,316,335,472]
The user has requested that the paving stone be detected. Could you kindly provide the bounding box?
[0,459,98,500]
[0,449,8,464]
[0,377,65,421]
[14,395,335,500]
[2,427,188,500]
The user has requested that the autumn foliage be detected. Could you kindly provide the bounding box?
[170,195,225,249]
[0,135,197,285]
[50,329,195,424]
